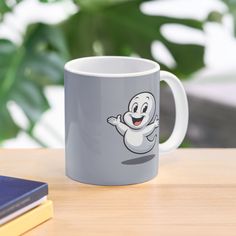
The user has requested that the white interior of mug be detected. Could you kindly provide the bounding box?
[64,56,160,77]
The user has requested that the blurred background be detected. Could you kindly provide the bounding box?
[0,0,235,148]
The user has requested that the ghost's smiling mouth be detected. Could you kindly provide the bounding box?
[132,116,144,126]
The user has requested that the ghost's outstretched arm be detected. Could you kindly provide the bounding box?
[116,122,129,136]
[107,115,128,136]
[143,116,159,136]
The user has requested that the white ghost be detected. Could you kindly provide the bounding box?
[107,92,159,154]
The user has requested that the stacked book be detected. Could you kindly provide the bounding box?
[0,176,53,235]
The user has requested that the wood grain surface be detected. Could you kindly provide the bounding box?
[0,149,236,236]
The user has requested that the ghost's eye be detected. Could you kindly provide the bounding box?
[131,103,138,113]
[141,103,148,113]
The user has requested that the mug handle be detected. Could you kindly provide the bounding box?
[159,71,189,154]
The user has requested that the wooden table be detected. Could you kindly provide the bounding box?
[0,149,236,236]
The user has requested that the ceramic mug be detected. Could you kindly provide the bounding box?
[64,56,188,185]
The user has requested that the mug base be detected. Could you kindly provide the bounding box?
[66,171,158,186]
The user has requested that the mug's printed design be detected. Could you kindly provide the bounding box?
[107,92,159,154]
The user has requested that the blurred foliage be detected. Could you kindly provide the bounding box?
[207,0,236,34]
[63,0,204,77]
[0,0,206,145]
[0,24,68,145]
[207,11,224,23]
[0,0,21,18]
[222,0,236,35]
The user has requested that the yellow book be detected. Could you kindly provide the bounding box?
[0,200,53,236]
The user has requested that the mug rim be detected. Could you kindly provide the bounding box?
[64,56,160,78]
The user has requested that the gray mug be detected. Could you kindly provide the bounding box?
[64,56,188,185]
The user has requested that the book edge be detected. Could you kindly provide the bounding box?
[0,196,47,225]
[0,200,53,236]
[0,182,48,219]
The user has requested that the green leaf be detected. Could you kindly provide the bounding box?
[10,81,50,123]
[0,24,68,142]
[0,105,19,141]
[62,0,204,77]
[75,0,133,10]
[0,1,11,17]
[0,0,22,19]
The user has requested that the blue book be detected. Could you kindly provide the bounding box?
[0,176,48,220]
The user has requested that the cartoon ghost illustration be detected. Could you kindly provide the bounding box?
[107,92,159,154]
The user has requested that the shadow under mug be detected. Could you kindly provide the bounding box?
[64,56,188,185]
